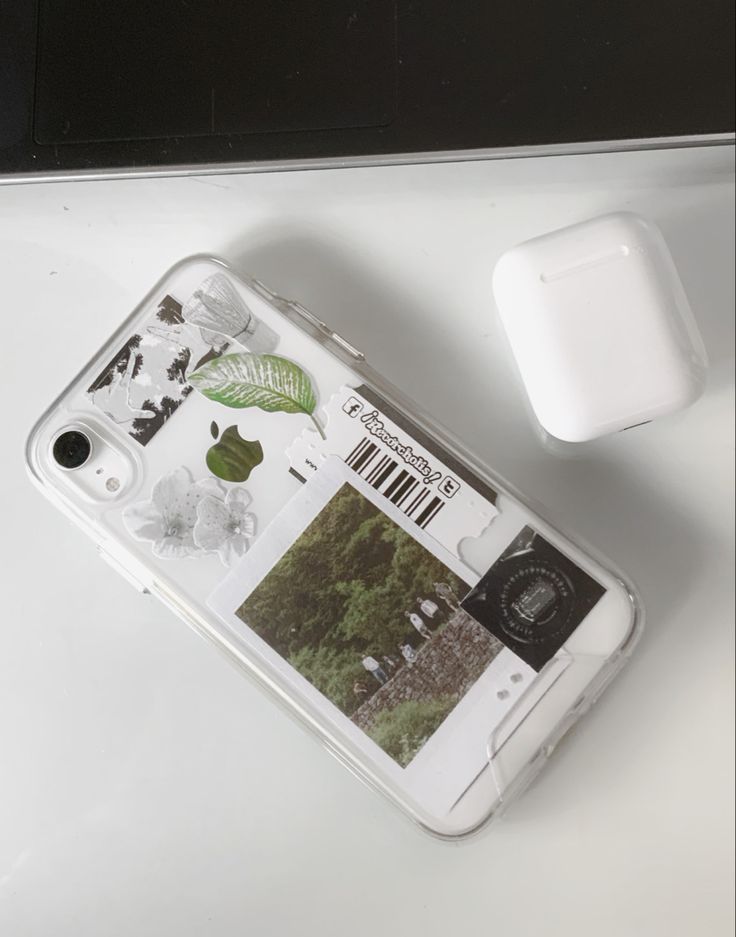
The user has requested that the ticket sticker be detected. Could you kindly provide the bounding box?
[286,386,498,556]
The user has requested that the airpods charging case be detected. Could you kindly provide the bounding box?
[492,212,708,443]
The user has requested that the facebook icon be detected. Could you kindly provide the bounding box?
[343,397,364,418]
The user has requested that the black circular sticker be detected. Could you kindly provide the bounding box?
[498,560,576,645]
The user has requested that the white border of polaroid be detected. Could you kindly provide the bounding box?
[208,455,535,817]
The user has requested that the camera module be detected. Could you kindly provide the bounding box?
[52,430,92,469]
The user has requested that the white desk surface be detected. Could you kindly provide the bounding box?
[1,146,733,937]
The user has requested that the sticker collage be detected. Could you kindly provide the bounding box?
[88,271,606,770]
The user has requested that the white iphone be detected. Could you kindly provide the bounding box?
[26,256,642,838]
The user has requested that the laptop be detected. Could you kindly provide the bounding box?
[1,0,733,182]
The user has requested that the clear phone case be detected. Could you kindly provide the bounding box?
[26,256,643,839]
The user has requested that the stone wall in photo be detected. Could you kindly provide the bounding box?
[351,611,503,732]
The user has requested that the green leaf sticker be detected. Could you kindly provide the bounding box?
[206,425,264,482]
[210,420,219,439]
[189,353,325,438]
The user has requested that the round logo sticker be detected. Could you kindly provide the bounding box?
[498,560,576,645]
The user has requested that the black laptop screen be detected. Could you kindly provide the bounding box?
[34,0,397,145]
[0,0,732,177]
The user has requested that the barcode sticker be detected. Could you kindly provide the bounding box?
[346,439,444,529]
[286,386,498,555]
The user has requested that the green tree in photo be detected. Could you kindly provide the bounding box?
[367,696,459,768]
[289,645,369,714]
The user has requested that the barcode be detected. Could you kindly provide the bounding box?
[345,438,444,529]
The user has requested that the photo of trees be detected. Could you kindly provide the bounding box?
[235,482,498,767]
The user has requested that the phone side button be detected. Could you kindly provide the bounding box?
[288,300,331,333]
[329,330,365,361]
[98,548,150,594]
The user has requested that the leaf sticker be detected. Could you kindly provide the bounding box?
[189,353,326,438]
[210,420,219,439]
[206,425,264,482]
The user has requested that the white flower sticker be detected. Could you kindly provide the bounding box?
[122,467,256,565]
[122,467,225,559]
[193,488,256,567]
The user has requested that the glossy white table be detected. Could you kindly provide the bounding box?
[1,146,733,937]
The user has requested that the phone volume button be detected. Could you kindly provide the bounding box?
[249,278,278,302]
[288,300,330,332]
[287,299,365,359]
[329,330,365,361]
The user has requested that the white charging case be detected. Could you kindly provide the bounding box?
[492,212,708,442]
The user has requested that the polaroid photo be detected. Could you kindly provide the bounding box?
[208,455,536,814]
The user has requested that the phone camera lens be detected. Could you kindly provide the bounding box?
[53,430,92,469]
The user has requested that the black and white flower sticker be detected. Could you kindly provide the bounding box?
[123,467,256,565]
[193,488,256,566]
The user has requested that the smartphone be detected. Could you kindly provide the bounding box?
[26,256,642,838]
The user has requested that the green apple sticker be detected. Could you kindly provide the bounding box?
[206,424,264,483]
